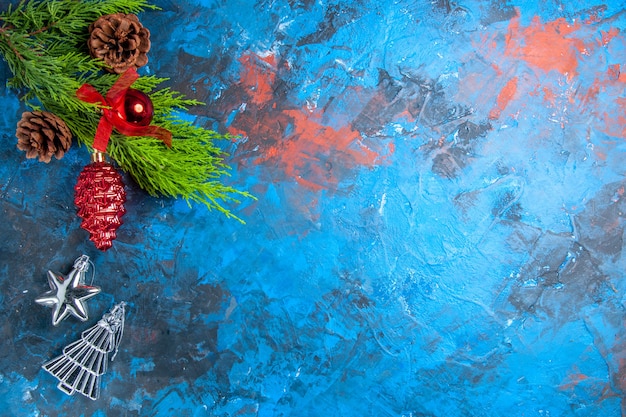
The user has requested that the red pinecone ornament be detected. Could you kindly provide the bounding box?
[74,153,126,251]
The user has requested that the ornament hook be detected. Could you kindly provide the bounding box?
[73,255,90,272]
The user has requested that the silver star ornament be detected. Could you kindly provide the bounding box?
[35,255,101,326]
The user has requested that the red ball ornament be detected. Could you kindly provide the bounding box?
[121,88,153,126]
[74,152,126,251]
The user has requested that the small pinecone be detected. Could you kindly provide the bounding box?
[88,13,151,74]
[16,111,72,163]
[75,161,127,251]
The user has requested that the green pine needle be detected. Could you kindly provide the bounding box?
[0,0,254,222]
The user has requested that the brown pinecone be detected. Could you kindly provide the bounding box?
[16,111,72,163]
[88,13,151,74]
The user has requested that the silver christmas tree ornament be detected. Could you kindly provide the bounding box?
[42,302,127,400]
[35,255,101,326]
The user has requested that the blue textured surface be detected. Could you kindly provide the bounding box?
[1,0,626,416]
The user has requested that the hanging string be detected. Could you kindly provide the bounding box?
[88,257,96,286]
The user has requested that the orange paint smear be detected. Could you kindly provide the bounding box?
[607,64,621,81]
[599,97,626,138]
[542,86,556,106]
[607,64,626,83]
[600,27,620,46]
[489,76,518,120]
[233,52,392,191]
[239,53,276,105]
[580,79,602,107]
[454,58,504,119]
[558,372,590,391]
[585,69,626,138]
[505,13,586,79]
[256,109,382,191]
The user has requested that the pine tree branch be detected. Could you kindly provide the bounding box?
[0,26,23,59]
[0,0,254,221]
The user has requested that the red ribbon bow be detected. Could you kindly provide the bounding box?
[76,68,172,152]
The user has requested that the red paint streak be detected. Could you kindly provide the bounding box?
[454,62,503,119]
[542,86,556,106]
[505,13,586,80]
[614,97,626,136]
[558,372,590,391]
[583,7,608,24]
[607,64,621,81]
[580,79,601,107]
[228,126,248,138]
[489,76,518,120]
[239,53,276,105]
[230,52,392,191]
[574,58,626,139]
[597,97,626,139]
[257,52,278,67]
[607,64,626,83]
[600,27,620,46]
[256,109,382,191]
